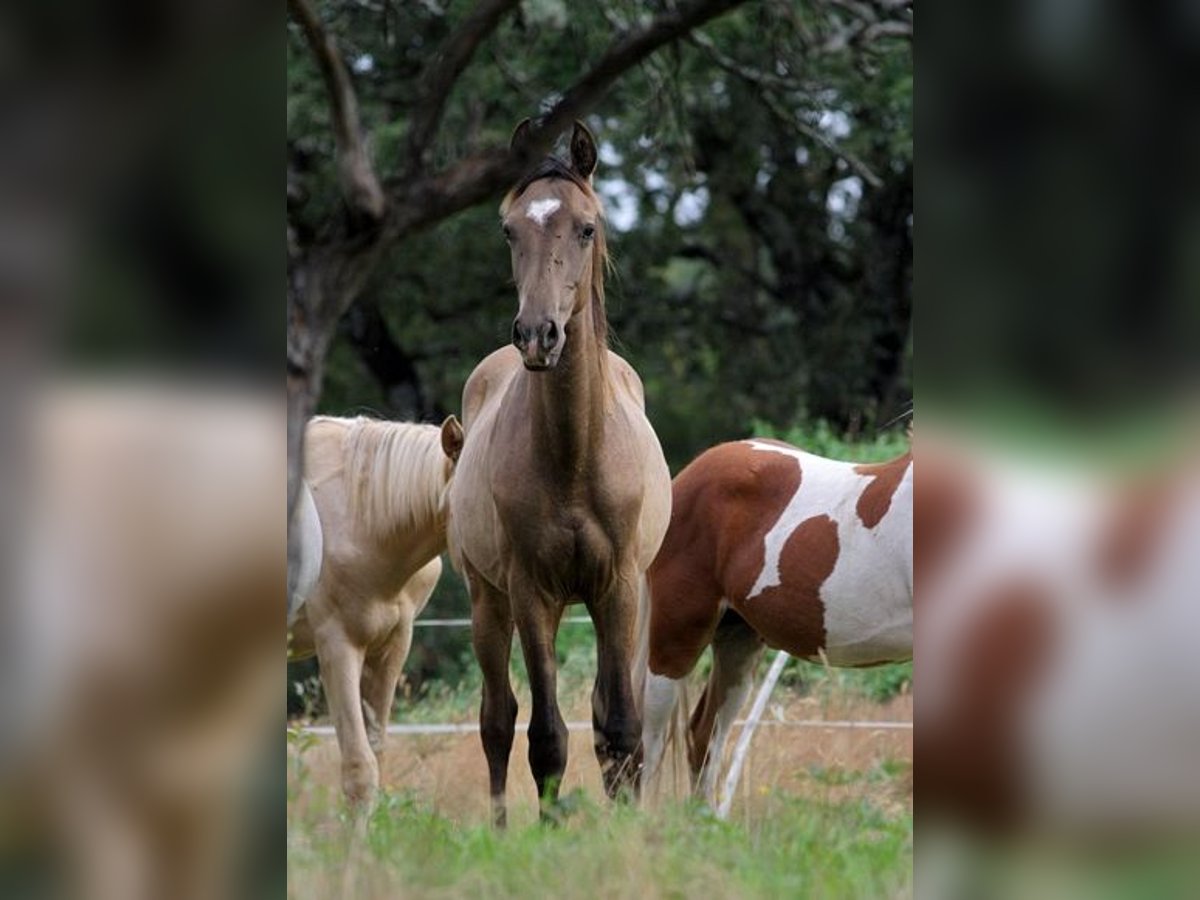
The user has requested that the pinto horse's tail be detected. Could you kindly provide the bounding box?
[632,575,651,716]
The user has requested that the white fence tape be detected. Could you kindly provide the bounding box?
[414,616,592,628]
[296,719,911,737]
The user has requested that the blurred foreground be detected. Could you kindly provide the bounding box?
[917,413,1200,898]
[1,384,282,900]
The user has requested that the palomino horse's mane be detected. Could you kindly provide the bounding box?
[500,157,611,361]
[312,415,452,537]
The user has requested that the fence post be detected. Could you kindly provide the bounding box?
[717,648,790,820]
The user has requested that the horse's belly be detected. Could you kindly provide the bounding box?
[819,571,912,666]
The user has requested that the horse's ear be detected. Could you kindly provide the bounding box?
[569,120,598,180]
[440,415,464,463]
[509,118,534,154]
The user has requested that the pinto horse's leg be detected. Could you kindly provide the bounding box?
[689,615,764,806]
[315,626,377,812]
[468,570,517,828]
[641,565,725,799]
[511,577,569,822]
[588,575,642,800]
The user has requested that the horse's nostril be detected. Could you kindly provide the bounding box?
[511,319,527,350]
[542,320,559,350]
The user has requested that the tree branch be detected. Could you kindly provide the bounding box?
[288,0,385,221]
[686,28,884,188]
[405,0,522,173]
[387,0,750,240]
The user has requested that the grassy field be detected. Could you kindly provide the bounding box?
[288,676,912,899]
[288,789,911,899]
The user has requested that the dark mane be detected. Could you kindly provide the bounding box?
[503,156,610,358]
[508,156,595,201]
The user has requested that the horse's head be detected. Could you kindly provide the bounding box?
[501,120,604,371]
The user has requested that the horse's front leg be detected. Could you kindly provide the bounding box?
[588,569,642,801]
[467,567,517,828]
[511,573,568,822]
[314,624,376,814]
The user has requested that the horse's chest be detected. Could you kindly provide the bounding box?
[496,490,629,597]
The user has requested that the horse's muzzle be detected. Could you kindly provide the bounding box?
[512,317,562,370]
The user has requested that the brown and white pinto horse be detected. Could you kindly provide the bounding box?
[641,437,913,803]
[447,121,671,826]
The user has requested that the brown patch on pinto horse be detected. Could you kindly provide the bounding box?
[920,578,1058,831]
[914,450,978,597]
[646,442,800,678]
[735,514,838,659]
[1096,476,1174,593]
[854,454,911,528]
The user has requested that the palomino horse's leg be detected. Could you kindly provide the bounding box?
[511,576,569,822]
[360,623,410,760]
[360,559,441,761]
[314,626,377,812]
[689,615,764,806]
[468,569,518,827]
[588,576,642,800]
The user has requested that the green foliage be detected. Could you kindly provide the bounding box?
[781,658,912,704]
[750,418,910,463]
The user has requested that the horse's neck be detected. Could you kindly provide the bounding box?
[528,293,607,473]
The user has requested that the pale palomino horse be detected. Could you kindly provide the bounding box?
[641,437,913,805]
[9,385,282,900]
[288,413,463,809]
[447,121,672,826]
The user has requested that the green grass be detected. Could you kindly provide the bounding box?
[287,789,912,899]
[750,418,910,463]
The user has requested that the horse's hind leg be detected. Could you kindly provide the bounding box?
[689,613,764,806]
[360,623,410,760]
[641,564,724,798]
[361,559,442,761]
[468,568,517,827]
[589,574,642,801]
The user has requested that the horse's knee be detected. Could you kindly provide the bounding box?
[480,691,517,748]
[340,752,380,808]
[527,719,568,786]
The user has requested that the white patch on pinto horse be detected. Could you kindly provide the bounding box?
[525,197,561,228]
[743,440,913,666]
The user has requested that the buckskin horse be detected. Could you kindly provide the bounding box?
[640,436,913,805]
[288,413,463,812]
[447,121,671,826]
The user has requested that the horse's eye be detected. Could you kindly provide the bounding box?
[581,224,596,240]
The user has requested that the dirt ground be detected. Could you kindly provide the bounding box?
[289,690,912,828]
